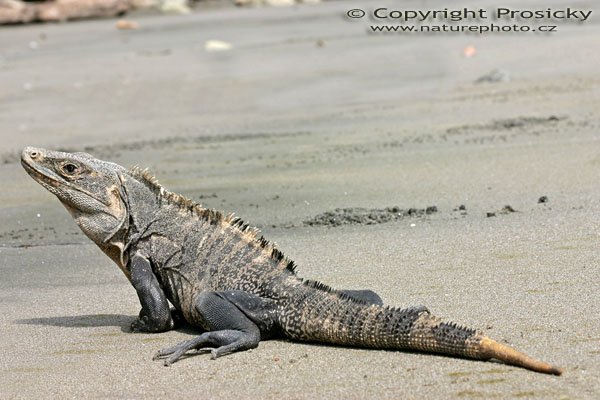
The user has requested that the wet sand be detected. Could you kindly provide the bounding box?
[1,0,599,398]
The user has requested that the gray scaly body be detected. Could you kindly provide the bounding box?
[21,147,562,375]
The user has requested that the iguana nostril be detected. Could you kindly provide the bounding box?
[30,151,38,158]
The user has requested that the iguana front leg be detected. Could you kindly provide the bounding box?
[129,252,175,333]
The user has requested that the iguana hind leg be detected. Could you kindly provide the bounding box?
[153,291,271,365]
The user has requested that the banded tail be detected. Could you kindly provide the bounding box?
[279,284,562,375]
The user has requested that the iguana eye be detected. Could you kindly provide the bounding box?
[62,163,78,174]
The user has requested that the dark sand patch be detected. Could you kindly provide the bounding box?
[303,206,438,227]
[447,115,565,136]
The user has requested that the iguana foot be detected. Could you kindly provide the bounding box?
[131,307,183,333]
[153,330,260,366]
[131,314,174,333]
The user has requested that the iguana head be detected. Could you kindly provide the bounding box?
[21,146,131,268]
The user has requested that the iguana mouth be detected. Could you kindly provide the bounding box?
[21,156,65,189]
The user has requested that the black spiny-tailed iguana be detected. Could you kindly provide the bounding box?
[21,147,562,375]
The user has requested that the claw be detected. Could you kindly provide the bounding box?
[165,351,185,365]
[153,337,206,365]
[151,330,259,365]
[153,347,186,365]
[153,345,176,360]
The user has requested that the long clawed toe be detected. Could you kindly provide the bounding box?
[151,328,260,366]
[162,352,184,366]
[152,334,221,366]
[154,341,199,365]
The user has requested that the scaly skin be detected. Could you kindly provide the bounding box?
[21,147,562,375]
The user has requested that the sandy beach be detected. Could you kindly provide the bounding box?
[1,0,599,398]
